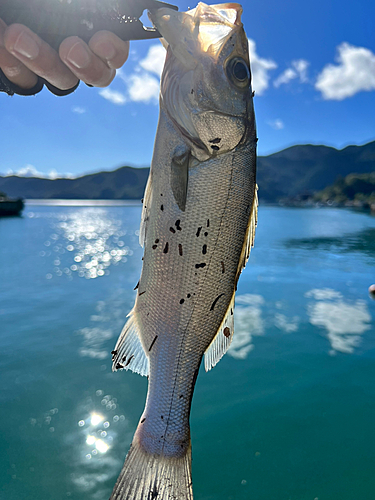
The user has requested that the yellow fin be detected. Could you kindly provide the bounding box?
[112,310,149,377]
[204,292,235,372]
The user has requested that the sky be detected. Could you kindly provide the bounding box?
[1,0,374,178]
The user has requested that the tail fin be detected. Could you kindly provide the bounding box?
[110,437,193,500]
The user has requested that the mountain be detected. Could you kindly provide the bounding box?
[256,140,375,201]
[0,141,374,202]
[0,166,149,200]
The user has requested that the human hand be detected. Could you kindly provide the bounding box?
[0,19,129,93]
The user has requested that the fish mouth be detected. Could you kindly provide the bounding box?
[150,2,244,63]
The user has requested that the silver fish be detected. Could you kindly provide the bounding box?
[110,3,257,499]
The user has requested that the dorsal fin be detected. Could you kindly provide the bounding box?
[204,291,235,371]
[236,185,258,278]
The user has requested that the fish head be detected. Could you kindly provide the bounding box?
[151,2,256,161]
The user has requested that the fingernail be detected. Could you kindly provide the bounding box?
[95,41,116,62]
[13,32,39,59]
[66,41,91,69]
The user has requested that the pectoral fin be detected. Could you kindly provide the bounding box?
[112,310,149,377]
[170,152,189,212]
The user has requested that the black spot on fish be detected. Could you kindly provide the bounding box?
[116,363,124,370]
[224,327,231,338]
[202,244,207,255]
[175,220,182,231]
[141,418,146,423]
[163,242,169,254]
[149,484,159,500]
[187,294,191,298]
[122,356,126,362]
[209,138,221,144]
[210,293,225,311]
[179,394,184,398]
[160,193,163,196]
[160,205,164,211]
[139,290,146,296]
[149,336,158,352]
[134,281,139,290]
[179,244,183,256]
[180,299,185,304]
[211,145,220,151]
[161,415,164,420]
[196,227,202,237]
[169,227,176,233]
[195,263,206,269]
[207,219,210,227]
[111,350,117,356]
[221,261,225,273]
[152,245,157,250]
[191,89,194,94]
[155,239,159,244]
[231,308,233,315]
[141,198,144,203]
[125,355,134,367]
[204,232,208,237]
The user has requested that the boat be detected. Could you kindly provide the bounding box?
[0,192,24,216]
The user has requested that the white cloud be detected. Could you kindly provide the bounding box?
[11,164,42,177]
[248,39,277,95]
[315,42,375,100]
[228,294,265,359]
[274,313,299,333]
[274,59,310,87]
[306,288,372,354]
[6,165,74,179]
[139,44,166,77]
[127,73,160,104]
[268,119,284,130]
[98,88,127,105]
[72,106,86,114]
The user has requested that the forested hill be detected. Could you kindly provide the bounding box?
[257,140,375,201]
[0,166,149,201]
[1,140,374,202]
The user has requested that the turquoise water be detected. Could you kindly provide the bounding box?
[1,204,374,500]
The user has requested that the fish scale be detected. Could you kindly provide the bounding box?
[110,3,257,499]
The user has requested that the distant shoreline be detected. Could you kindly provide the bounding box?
[25,199,142,207]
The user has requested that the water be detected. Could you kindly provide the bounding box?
[1,204,374,500]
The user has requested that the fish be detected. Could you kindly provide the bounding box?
[109,2,257,499]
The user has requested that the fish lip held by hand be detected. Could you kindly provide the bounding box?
[110,3,258,499]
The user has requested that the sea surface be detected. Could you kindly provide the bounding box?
[1,203,374,500]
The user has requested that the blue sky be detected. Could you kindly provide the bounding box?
[1,0,374,178]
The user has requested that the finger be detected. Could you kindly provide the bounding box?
[88,31,130,70]
[4,23,78,90]
[0,19,38,88]
[59,36,116,87]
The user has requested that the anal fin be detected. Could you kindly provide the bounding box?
[112,310,149,377]
[204,291,235,372]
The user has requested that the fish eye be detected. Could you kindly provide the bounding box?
[226,57,250,89]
